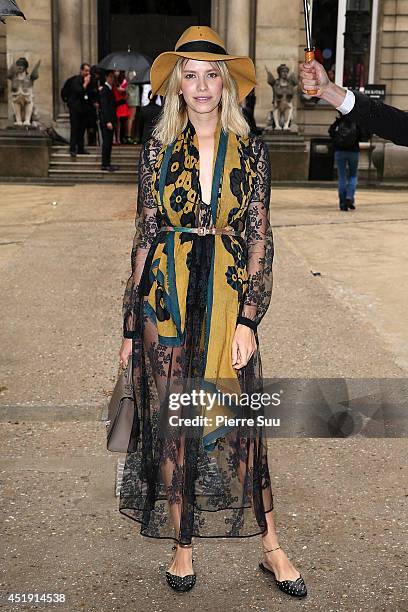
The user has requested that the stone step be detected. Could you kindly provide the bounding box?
[50,160,138,168]
[50,155,139,167]
[48,144,142,183]
[49,162,138,171]
[50,154,139,162]
[49,168,136,176]
[48,171,137,183]
[51,146,142,156]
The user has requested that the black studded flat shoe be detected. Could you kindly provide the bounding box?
[259,545,307,598]
[166,542,196,592]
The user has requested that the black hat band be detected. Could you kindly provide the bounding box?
[176,40,227,55]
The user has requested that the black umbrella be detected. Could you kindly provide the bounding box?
[129,66,151,85]
[0,0,25,22]
[98,49,152,73]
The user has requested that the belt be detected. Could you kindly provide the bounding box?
[158,225,242,237]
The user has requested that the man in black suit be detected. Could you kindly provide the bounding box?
[99,70,119,172]
[66,63,92,159]
[299,59,408,147]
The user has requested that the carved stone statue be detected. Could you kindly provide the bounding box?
[265,63,298,130]
[7,57,41,126]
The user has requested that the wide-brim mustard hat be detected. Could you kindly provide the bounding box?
[150,26,256,103]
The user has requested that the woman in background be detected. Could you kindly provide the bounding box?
[113,70,131,144]
[126,74,140,144]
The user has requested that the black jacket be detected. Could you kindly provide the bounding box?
[99,83,116,127]
[67,75,92,113]
[347,91,408,147]
[138,101,162,144]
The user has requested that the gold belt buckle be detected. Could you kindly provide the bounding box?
[197,226,208,236]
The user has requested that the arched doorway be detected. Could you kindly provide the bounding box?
[98,0,212,60]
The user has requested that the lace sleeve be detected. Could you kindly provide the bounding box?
[122,138,161,339]
[240,137,274,327]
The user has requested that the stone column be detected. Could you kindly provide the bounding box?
[56,0,82,116]
[54,0,98,120]
[226,0,251,56]
[82,0,98,67]
[212,0,228,43]
[58,0,82,75]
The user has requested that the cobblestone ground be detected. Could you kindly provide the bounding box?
[1,184,407,611]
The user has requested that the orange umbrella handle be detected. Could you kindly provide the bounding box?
[304,49,318,95]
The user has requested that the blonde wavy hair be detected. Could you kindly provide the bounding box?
[152,58,250,145]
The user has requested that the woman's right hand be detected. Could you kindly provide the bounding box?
[119,338,132,367]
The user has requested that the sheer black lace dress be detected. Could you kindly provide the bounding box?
[118,129,274,544]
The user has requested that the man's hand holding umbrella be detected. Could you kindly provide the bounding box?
[299,58,408,147]
[299,59,346,108]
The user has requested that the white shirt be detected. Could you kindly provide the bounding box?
[141,84,150,107]
[141,84,162,107]
[336,89,355,114]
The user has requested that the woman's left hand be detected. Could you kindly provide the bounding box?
[232,324,257,369]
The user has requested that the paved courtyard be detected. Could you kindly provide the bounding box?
[1,183,407,611]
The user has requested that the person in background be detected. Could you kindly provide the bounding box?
[113,70,131,144]
[66,62,92,160]
[141,83,151,107]
[126,75,140,144]
[242,90,261,135]
[99,70,119,172]
[84,66,101,146]
[329,111,365,211]
[91,65,105,91]
[92,66,105,147]
[137,90,162,145]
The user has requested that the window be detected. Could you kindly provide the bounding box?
[343,0,372,88]
[310,0,375,90]
[311,0,338,83]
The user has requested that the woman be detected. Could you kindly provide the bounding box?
[329,110,364,211]
[118,26,307,597]
[125,75,140,144]
[113,70,131,144]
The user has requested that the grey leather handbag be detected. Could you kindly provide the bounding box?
[106,355,139,453]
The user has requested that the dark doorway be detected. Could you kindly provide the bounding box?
[98,0,211,61]
[312,0,338,76]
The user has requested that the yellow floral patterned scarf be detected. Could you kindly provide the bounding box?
[139,117,261,449]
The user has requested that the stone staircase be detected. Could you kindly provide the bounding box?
[48,144,142,183]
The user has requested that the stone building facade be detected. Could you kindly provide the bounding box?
[1,0,407,179]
